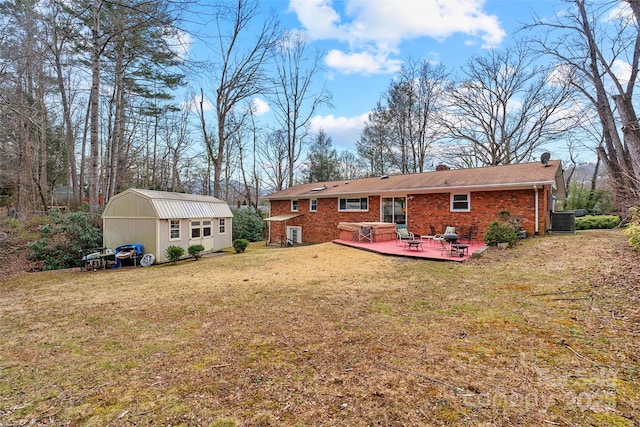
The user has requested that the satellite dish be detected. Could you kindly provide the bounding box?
[541,152,551,166]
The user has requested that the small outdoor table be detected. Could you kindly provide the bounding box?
[420,235,434,246]
[404,240,424,251]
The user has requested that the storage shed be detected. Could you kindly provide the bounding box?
[103,189,234,263]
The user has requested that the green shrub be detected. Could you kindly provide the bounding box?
[623,207,640,250]
[231,208,265,242]
[483,220,519,246]
[575,215,620,230]
[165,245,185,263]
[233,239,249,253]
[188,244,205,260]
[28,210,102,270]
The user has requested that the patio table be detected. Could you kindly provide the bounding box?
[420,235,435,246]
[404,240,424,251]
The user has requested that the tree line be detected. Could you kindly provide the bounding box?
[0,0,638,218]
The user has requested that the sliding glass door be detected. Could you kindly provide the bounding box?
[382,197,406,224]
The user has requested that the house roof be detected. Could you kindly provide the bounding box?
[265,160,566,200]
[103,188,234,219]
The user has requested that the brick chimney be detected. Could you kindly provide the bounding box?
[435,164,450,171]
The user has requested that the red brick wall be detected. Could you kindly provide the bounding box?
[406,189,544,238]
[268,187,552,244]
[268,197,381,243]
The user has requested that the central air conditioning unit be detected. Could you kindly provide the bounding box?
[551,212,576,234]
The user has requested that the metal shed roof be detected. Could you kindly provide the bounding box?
[103,188,233,219]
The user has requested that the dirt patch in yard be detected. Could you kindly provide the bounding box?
[0,230,639,426]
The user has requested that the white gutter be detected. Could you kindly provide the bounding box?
[265,181,557,200]
[534,185,539,235]
[267,201,272,244]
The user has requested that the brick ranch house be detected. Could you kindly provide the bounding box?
[263,160,566,245]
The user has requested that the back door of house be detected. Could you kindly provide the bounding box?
[286,226,302,244]
[382,197,406,225]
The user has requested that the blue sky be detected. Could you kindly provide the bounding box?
[186,0,581,159]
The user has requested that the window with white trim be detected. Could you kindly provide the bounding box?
[339,197,368,211]
[190,220,201,238]
[450,193,470,212]
[170,220,180,240]
[310,199,317,212]
[291,200,298,212]
[202,220,212,237]
[219,218,226,234]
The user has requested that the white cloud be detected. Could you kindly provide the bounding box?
[611,59,636,85]
[289,0,506,75]
[605,2,634,24]
[288,0,347,40]
[182,94,213,113]
[250,98,271,116]
[325,49,401,75]
[310,112,370,151]
[547,64,573,87]
[165,29,193,61]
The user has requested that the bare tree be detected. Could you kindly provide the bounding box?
[386,59,448,173]
[87,0,103,214]
[270,30,332,188]
[528,0,640,218]
[258,129,288,191]
[200,0,278,198]
[444,44,575,167]
[237,100,262,210]
[337,151,364,180]
[43,1,82,203]
[0,0,52,213]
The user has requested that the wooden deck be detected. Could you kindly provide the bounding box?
[332,237,486,261]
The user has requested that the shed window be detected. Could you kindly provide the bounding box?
[170,220,180,240]
[451,193,470,212]
[202,220,212,237]
[191,221,201,238]
[339,197,368,211]
[219,218,226,234]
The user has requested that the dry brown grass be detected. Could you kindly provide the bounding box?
[1,230,638,426]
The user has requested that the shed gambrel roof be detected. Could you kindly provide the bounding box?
[103,188,233,219]
[265,160,566,200]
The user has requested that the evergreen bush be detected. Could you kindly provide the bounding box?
[233,239,249,253]
[165,245,185,263]
[231,208,265,242]
[483,220,519,246]
[28,210,102,270]
[188,244,205,260]
[575,215,620,230]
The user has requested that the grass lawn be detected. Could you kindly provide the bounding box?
[1,230,638,426]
